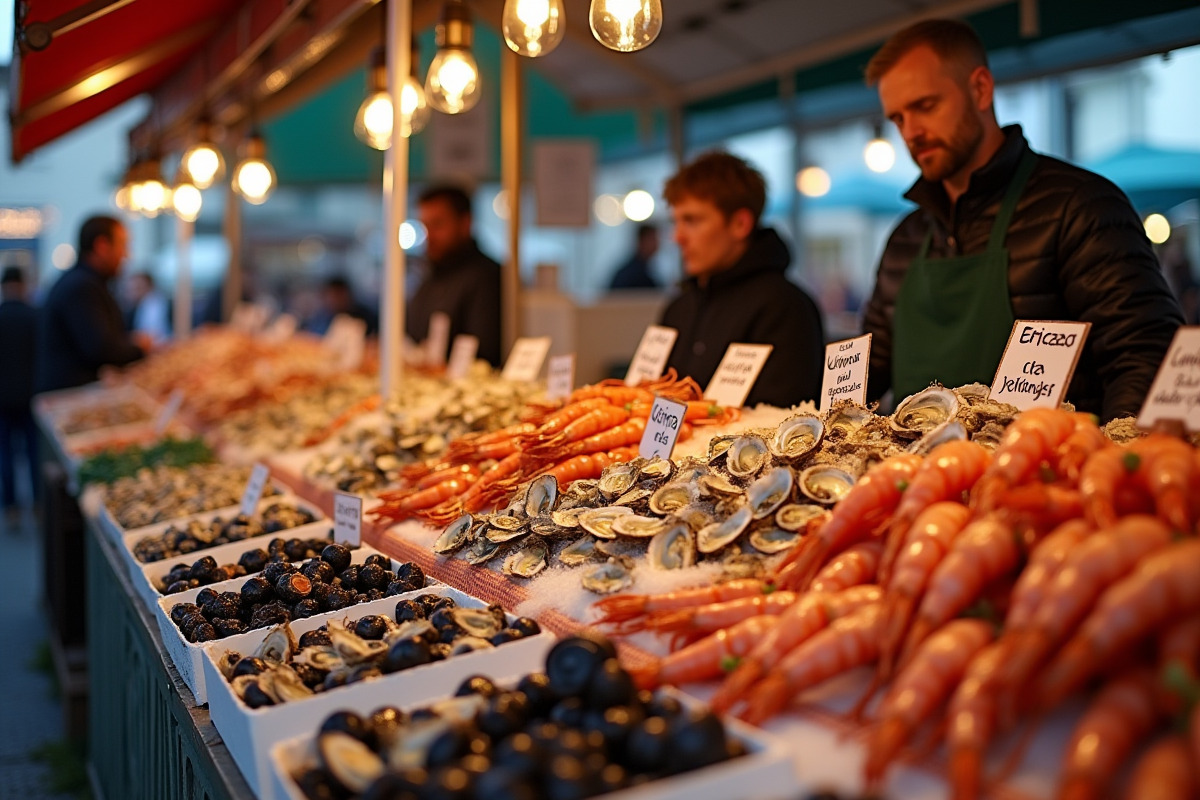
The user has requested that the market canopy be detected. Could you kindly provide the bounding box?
[1086,143,1200,213]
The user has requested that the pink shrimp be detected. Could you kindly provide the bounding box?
[1159,616,1200,678]
[625,615,781,690]
[992,482,1085,539]
[590,579,771,629]
[881,440,990,583]
[740,602,884,726]
[946,640,1011,800]
[1130,433,1197,532]
[710,585,881,715]
[971,407,1081,513]
[1003,519,1093,634]
[1037,539,1200,713]
[1122,735,1197,800]
[996,515,1171,698]
[631,591,798,636]
[773,453,922,592]
[863,618,994,788]
[1080,445,1138,529]
[809,540,884,594]
[1052,413,1108,484]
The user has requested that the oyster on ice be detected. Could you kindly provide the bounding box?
[768,415,824,462]
[797,465,856,505]
[891,385,961,438]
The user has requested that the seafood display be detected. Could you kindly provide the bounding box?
[132,501,319,562]
[59,399,152,434]
[77,436,214,486]
[153,533,341,594]
[103,463,281,529]
[213,373,379,452]
[213,593,542,706]
[167,548,427,642]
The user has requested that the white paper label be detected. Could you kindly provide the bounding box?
[230,303,268,333]
[323,314,367,371]
[820,334,872,413]
[333,492,364,547]
[502,337,552,382]
[1138,326,1200,431]
[240,463,270,518]
[625,325,678,387]
[704,343,773,408]
[263,313,297,344]
[426,312,451,368]
[446,335,479,380]
[989,320,1090,411]
[546,354,576,401]
[154,389,185,436]
[638,396,688,460]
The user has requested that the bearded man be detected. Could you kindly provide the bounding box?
[861,19,1181,421]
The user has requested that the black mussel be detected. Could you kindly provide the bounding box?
[299,628,332,649]
[189,555,219,581]
[410,707,441,723]
[516,672,557,716]
[266,553,289,564]
[190,623,218,643]
[321,543,353,573]
[394,562,426,591]
[645,693,683,720]
[323,588,355,612]
[250,602,291,629]
[438,626,461,645]
[491,629,522,646]
[195,587,219,608]
[459,753,492,778]
[490,732,543,778]
[625,715,670,774]
[297,769,341,800]
[667,709,728,772]
[176,539,200,554]
[347,664,383,684]
[322,670,350,691]
[240,576,273,607]
[805,792,845,800]
[548,697,585,730]
[544,755,600,800]
[267,537,286,555]
[357,563,390,592]
[225,564,247,580]
[455,675,500,699]
[320,710,375,748]
[178,612,209,638]
[429,642,452,661]
[425,724,473,770]
[165,579,191,595]
[302,559,336,584]
[205,592,242,622]
[425,766,472,800]
[170,602,202,624]
[233,656,269,678]
[416,593,453,616]
[384,580,410,597]
[477,692,529,740]
[429,607,459,631]
[358,773,412,800]
[355,593,372,605]
[598,763,628,793]
[293,663,326,689]
[586,659,636,711]
[284,538,309,561]
[383,636,433,673]
[545,634,616,699]
[368,706,407,749]
[165,564,189,582]
[263,560,295,584]
[238,548,270,574]
[213,618,248,637]
[242,679,275,708]
[293,599,322,618]
[309,582,334,607]
[275,572,313,604]
[366,589,385,602]
[337,566,361,588]
[354,615,391,641]
[591,705,642,756]
[473,768,538,800]
[394,598,425,622]
[526,721,563,749]
[485,603,508,627]
[364,553,391,569]
[511,617,541,637]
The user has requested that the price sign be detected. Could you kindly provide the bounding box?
[333,492,364,547]
[154,389,185,436]
[1138,326,1200,431]
[546,354,576,401]
[425,312,451,367]
[502,337,553,382]
[240,463,270,518]
[263,313,297,344]
[989,321,1090,411]
[625,325,678,387]
[638,396,688,460]
[704,344,773,408]
[446,335,480,380]
[819,334,872,413]
[323,315,367,371]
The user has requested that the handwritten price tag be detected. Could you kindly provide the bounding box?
[446,335,479,380]
[1138,326,1200,432]
[333,492,364,547]
[323,315,367,371]
[154,389,185,436]
[425,312,451,367]
[638,396,688,460]
[989,321,1089,411]
[502,337,552,383]
[704,344,772,408]
[546,354,576,401]
[263,313,297,344]
[819,334,872,413]
[240,463,270,518]
[625,325,678,387]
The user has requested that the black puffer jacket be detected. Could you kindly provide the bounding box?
[863,126,1182,421]
[661,228,824,407]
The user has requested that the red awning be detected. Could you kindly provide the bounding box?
[8,0,243,163]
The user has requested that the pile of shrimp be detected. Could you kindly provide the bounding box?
[590,407,1200,799]
[370,370,740,526]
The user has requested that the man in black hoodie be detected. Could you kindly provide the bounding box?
[659,152,824,407]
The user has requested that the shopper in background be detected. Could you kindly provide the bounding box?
[304,275,379,337]
[861,19,1181,421]
[36,215,149,393]
[405,186,502,367]
[659,152,825,407]
[0,267,39,528]
[126,271,172,345]
[608,224,661,290]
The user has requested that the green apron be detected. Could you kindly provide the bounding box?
[892,149,1038,398]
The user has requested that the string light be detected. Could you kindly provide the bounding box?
[232,131,277,205]
[426,1,481,115]
[181,119,226,189]
[502,0,565,57]
[589,0,662,52]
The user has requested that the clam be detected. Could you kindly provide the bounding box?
[434,513,475,554]
[697,505,754,553]
[611,514,673,538]
[745,467,794,519]
[319,731,385,794]
[891,385,960,438]
[503,539,548,578]
[270,664,314,702]
[825,401,875,439]
[725,435,771,478]
[328,621,387,665]
[559,536,597,566]
[450,608,502,638]
[294,646,345,672]
[597,463,638,499]
[698,472,742,499]
[907,419,968,455]
[524,474,558,517]
[638,457,675,483]
[798,465,856,505]
[581,558,634,595]
[578,506,634,539]
[769,415,824,462]
[647,524,695,569]
[749,526,801,554]
[650,481,699,515]
[463,536,501,565]
[775,503,828,532]
[255,623,296,665]
[384,619,436,645]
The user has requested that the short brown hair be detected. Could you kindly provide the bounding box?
[663,151,766,224]
[865,19,989,86]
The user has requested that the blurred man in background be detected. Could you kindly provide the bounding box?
[608,224,661,290]
[0,267,39,528]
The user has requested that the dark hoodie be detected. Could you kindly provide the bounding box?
[660,228,824,407]
[406,239,503,367]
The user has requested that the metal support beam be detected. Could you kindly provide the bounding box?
[500,46,523,356]
[221,179,243,323]
[174,216,193,340]
[381,0,410,400]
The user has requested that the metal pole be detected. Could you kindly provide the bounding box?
[380,0,410,399]
[500,47,523,354]
[174,215,193,339]
[222,179,242,322]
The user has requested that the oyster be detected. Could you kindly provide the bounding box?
[328,620,387,665]
[769,415,824,462]
[578,506,634,539]
[697,505,754,553]
[649,481,699,515]
[486,515,531,543]
[581,557,634,595]
[955,383,991,405]
[270,664,314,702]
[638,457,675,483]
[612,485,654,508]
[825,401,875,440]
[463,536,501,565]
[698,472,742,499]
[529,515,565,537]
[294,645,344,672]
[559,536,597,566]
[707,435,738,463]
[674,502,718,532]
[255,623,296,665]
[725,435,771,478]
[647,524,695,569]
[319,731,385,794]
[745,467,794,519]
[907,419,968,455]
[524,474,558,517]
[611,514,673,538]
[775,503,827,532]
[720,553,767,581]
[384,619,437,645]
[449,608,502,638]
[749,525,800,554]
[598,463,638,500]
[891,385,960,438]
[798,465,856,505]
[595,538,644,559]
[434,513,475,554]
[450,637,495,656]
[551,506,588,528]
[562,479,601,506]
[972,421,1007,451]
[503,539,548,578]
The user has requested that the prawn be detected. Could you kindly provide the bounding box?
[1159,616,1200,679]
[536,446,639,489]
[519,397,612,441]
[591,578,773,629]
[446,421,538,457]
[1131,433,1197,532]
[971,407,1081,513]
[418,451,526,524]
[1080,445,1139,529]
[1052,413,1108,484]
[863,619,994,787]
[740,602,884,726]
[372,475,475,518]
[710,585,881,715]
[946,640,1011,800]
[1037,538,1200,713]
[809,540,884,594]
[539,417,647,460]
[567,384,654,407]
[773,453,923,592]
[1122,735,1197,800]
[415,463,481,491]
[1002,518,1092,636]
[625,616,781,690]
[992,482,1084,539]
[526,404,630,454]
[630,591,798,636]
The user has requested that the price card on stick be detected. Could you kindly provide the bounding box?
[240,463,270,518]
[638,396,688,460]
[546,354,576,401]
[1137,326,1200,432]
[333,492,364,547]
[819,334,872,413]
[426,312,451,367]
[323,315,367,371]
[446,335,479,380]
[625,325,678,387]
[502,337,552,382]
[989,321,1090,410]
[154,389,185,436]
[704,344,773,408]
[263,313,297,344]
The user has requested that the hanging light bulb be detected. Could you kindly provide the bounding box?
[426,0,481,115]
[232,131,277,205]
[355,44,430,150]
[181,119,226,189]
[135,157,170,218]
[797,166,831,198]
[502,0,565,57]
[863,122,895,173]
[172,173,203,222]
[589,0,662,52]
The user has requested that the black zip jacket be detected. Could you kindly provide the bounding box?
[406,239,503,367]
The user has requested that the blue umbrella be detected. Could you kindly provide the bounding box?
[1085,144,1200,211]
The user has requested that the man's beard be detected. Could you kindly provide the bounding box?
[910,112,984,183]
